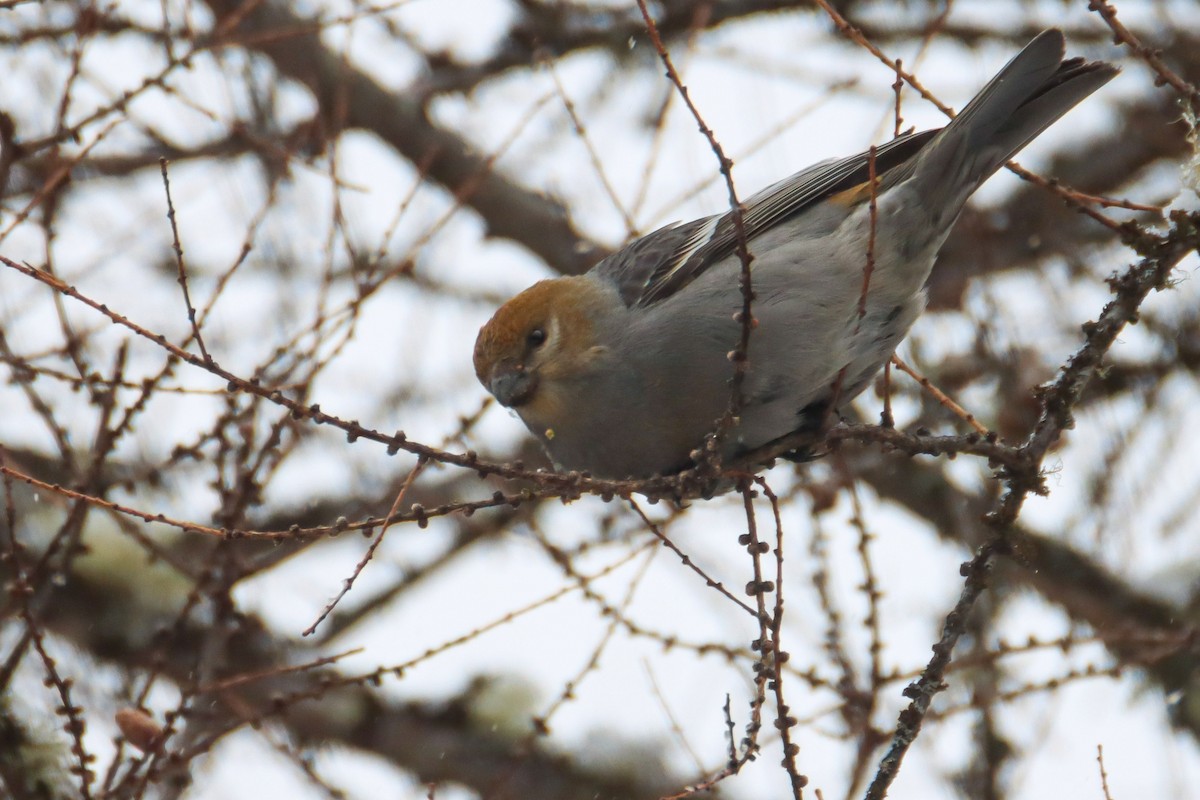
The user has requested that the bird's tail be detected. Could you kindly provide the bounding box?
[910,29,1118,224]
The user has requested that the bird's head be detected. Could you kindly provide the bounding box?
[473,276,614,424]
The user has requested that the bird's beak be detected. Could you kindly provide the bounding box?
[490,364,537,408]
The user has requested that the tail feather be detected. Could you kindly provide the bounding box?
[913,29,1119,217]
[989,56,1120,161]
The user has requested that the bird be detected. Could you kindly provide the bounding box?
[473,29,1117,480]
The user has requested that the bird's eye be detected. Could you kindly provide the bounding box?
[527,328,546,348]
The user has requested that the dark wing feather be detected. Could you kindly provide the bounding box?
[591,217,717,307]
[594,128,937,309]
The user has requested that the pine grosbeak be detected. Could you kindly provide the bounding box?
[474,30,1116,479]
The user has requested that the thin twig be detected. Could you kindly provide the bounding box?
[302,456,428,636]
[159,158,211,364]
[891,355,991,436]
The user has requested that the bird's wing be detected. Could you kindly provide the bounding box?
[593,128,937,309]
